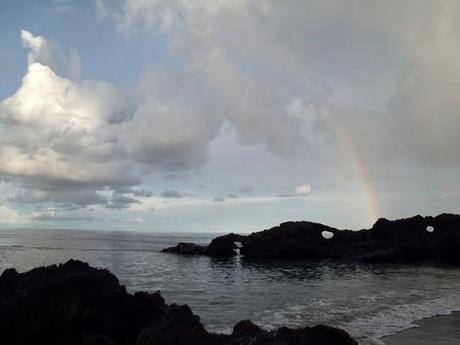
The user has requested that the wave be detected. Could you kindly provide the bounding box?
[343,293,460,344]
[244,291,460,345]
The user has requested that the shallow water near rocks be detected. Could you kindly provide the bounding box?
[1,228,460,345]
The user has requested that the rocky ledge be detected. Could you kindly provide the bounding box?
[162,213,460,264]
[0,260,357,345]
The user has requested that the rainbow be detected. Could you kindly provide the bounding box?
[322,111,381,225]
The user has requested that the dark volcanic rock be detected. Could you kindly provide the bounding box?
[0,260,358,345]
[139,309,358,345]
[162,234,246,257]
[206,233,246,257]
[161,242,208,255]
[240,221,363,260]
[162,214,460,264]
[0,259,166,345]
[361,214,460,264]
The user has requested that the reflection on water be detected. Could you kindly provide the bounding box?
[1,228,460,345]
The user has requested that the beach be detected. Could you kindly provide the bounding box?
[383,312,460,345]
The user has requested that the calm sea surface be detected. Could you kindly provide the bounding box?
[1,228,460,345]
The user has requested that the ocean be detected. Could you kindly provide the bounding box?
[1,228,460,345]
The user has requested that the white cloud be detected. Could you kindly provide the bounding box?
[0,204,23,224]
[101,0,304,154]
[0,50,136,189]
[3,1,460,222]
[0,27,307,209]
[132,216,144,223]
[100,0,460,167]
[294,184,312,197]
[0,31,217,202]
[277,184,312,198]
[21,29,80,80]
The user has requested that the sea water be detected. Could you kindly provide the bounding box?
[1,228,460,345]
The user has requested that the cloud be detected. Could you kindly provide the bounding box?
[213,196,225,202]
[163,172,192,181]
[0,55,137,189]
[8,189,107,207]
[7,190,49,204]
[52,0,74,14]
[98,1,304,155]
[160,190,189,198]
[115,186,155,198]
[131,189,154,198]
[276,194,291,198]
[95,0,109,20]
[107,192,140,209]
[238,186,254,194]
[99,0,460,169]
[21,29,80,79]
[278,184,312,198]
[294,184,312,197]
[3,1,460,224]
[0,204,22,224]
[431,192,460,203]
[0,30,218,203]
[31,211,97,222]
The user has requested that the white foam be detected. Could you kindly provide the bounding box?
[251,291,460,345]
[343,292,460,344]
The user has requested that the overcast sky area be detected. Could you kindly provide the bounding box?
[0,0,459,233]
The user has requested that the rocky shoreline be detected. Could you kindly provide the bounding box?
[0,259,357,345]
[162,214,460,264]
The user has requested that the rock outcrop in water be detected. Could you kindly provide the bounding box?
[161,242,208,255]
[0,260,357,345]
[162,213,460,264]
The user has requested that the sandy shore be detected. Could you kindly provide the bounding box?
[383,312,460,345]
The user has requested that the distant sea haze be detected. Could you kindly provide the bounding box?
[1,228,460,345]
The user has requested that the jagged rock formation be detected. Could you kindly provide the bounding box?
[0,260,357,345]
[162,214,460,264]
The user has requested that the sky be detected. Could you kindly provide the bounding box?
[0,0,459,233]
